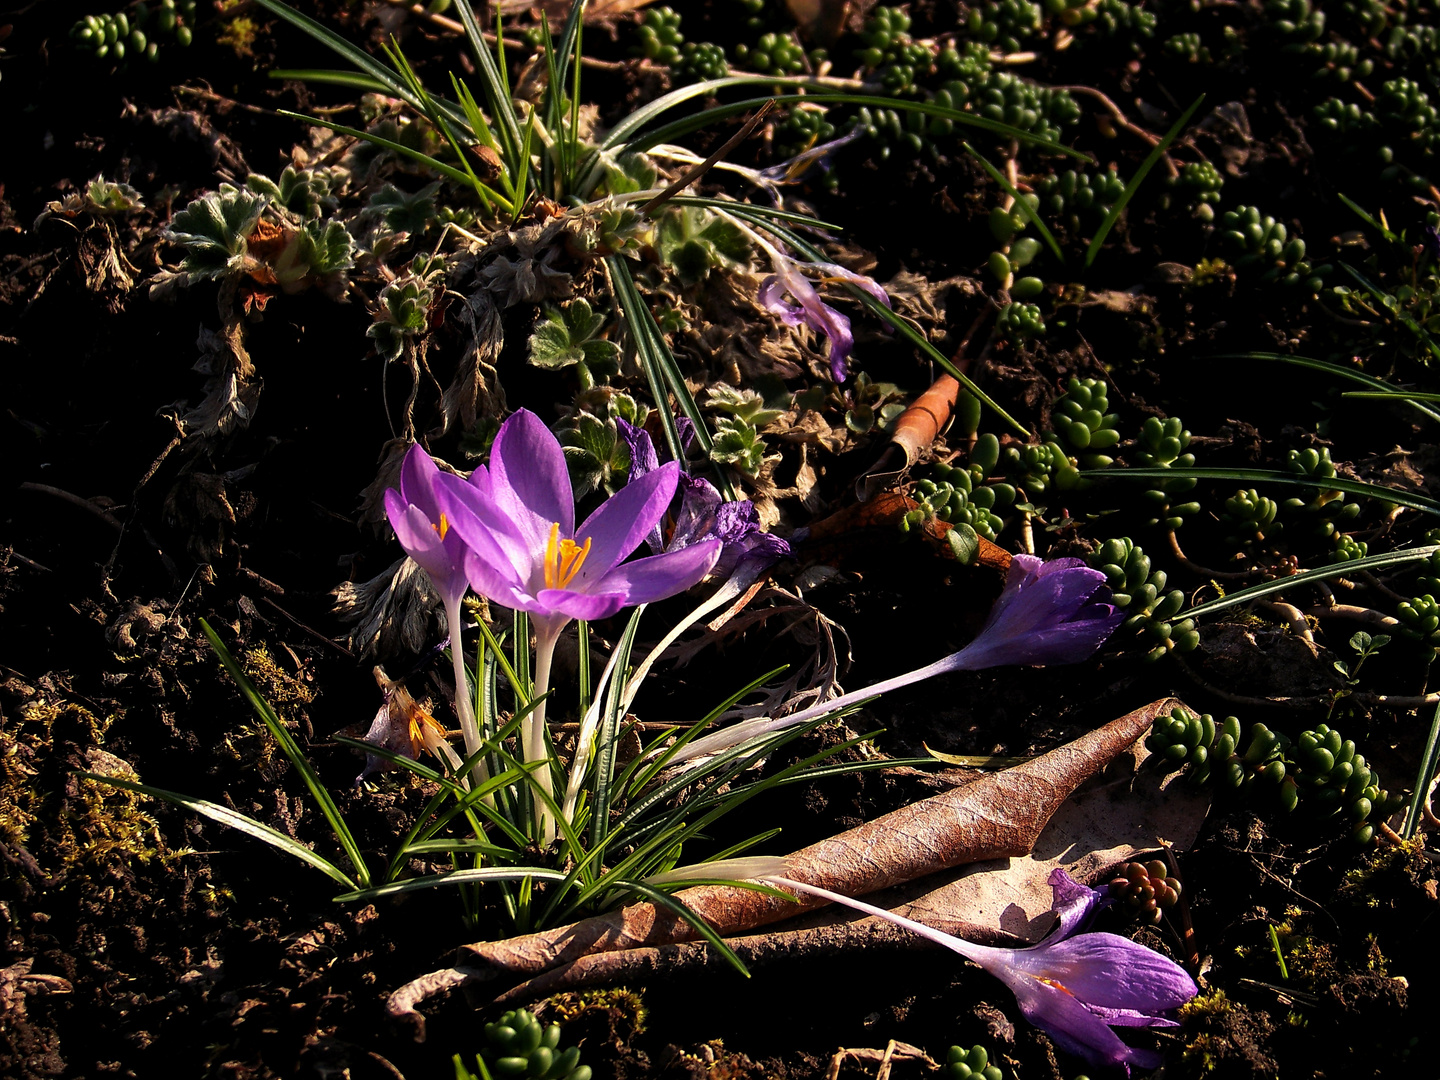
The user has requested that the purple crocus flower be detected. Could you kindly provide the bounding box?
[443,409,723,639]
[671,555,1121,763]
[383,444,482,609]
[384,444,504,786]
[759,255,892,382]
[772,869,1197,1075]
[947,554,1126,668]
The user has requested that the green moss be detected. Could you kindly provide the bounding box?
[1179,988,1234,1020]
[1,700,164,874]
[546,986,648,1037]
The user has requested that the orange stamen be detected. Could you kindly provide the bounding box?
[543,522,591,590]
[1035,977,1076,997]
[432,513,450,540]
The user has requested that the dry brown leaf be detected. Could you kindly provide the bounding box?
[879,737,1210,944]
[477,732,1208,1007]
[387,698,1182,1029]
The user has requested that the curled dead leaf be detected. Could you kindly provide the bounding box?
[387,698,1185,1029]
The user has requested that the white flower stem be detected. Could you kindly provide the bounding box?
[528,621,562,846]
[443,596,490,793]
[764,876,1000,967]
[668,649,969,766]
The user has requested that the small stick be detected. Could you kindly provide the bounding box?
[639,102,776,217]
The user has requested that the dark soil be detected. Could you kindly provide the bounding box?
[4,2,1440,1079]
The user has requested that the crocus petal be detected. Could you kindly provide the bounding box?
[1005,976,1165,1074]
[591,538,723,605]
[462,548,536,612]
[489,409,575,549]
[815,261,893,308]
[535,587,630,622]
[398,442,442,510]
[1005,934,1199,1013]
[385,494,467,604]
[1046,867,1108,940]
[670,476,725,550]
[758,275,802,322]
[571,461,682,584]
[616,416,661,484]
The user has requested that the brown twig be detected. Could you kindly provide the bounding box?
[19,482,123,531]
[638,102,776,217]
[1166,529,1255,581]
[1052,85,1183,178]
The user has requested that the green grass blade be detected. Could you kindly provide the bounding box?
[1336,191,1398,242]
[79,772,356,888]
[276,110,479,189]
[668,197,841,232]
[1180,545,1439,619]
[962,141,1063,263]
[621,665,790,796]
[1084,466,1440,516]
[201,620,371,887]
[1086,95,1203,269]
[334,866,567,903]
[1208,352,1440,424]
[1338,261,1440,364]
[452,0,524,164]
[253,0,415,105]
[1403,700,1440,840]
[580,882,750,973]
[1341,390,1440,401]
[269,69,392,92]
[602,83,1090,160]
[590,608,644,858]
[606,256,737,498]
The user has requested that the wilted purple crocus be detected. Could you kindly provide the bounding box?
[616,415,791,579]
[759,254,892,382]
[671,554,1122,763]
[443,409,723,641]
[772,869,1197,1075]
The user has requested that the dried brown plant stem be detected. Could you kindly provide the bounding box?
[638,101,776,217]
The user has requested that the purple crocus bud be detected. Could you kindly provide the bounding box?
[443,409,722,638]
[759,255,892,382]
[945,555,1125,671]
[383,444,484,610]
[669,556,1120,765]
[770,869,1198,1075]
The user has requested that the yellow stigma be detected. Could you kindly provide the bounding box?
[432,513,449,540]
[1035,976,1076,997]
[543,521,591,590]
